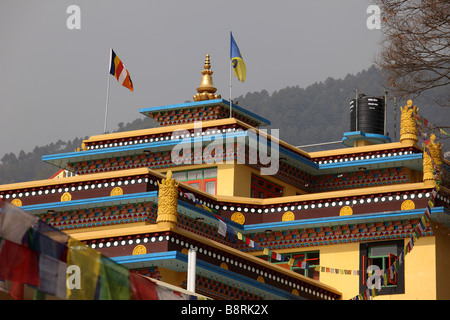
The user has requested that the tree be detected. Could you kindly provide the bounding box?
[1,152,17,165]
[375,0,450,106]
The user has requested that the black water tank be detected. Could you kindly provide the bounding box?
[349,95,385,135]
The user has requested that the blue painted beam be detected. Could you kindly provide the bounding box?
[19,191,158,214]
[240,207,447,233]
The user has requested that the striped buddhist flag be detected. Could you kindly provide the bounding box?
[109,49,133,91]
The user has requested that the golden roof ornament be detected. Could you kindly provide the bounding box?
[156,170,180,228]
[423,133,443,185]
[400,99,419,144]
[193,54,221,101]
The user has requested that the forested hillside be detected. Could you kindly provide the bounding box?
[235,65,449,150]
[1,65,448,184]
[235,65,388,148]
[0,117,157,184]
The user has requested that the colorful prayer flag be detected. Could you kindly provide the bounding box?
[218,219,234,240]
[440,128,450,136]
[98,256,130,300]
[271,251,282,261]
[0,201,38,245]
[37,254,59,295]
[425,205,431,219]
[66,238,101,300]
[109,49,133,91]
[129,272,158,300]
[30,225,67,259]
[0,239,40,287]
[156,283,189,300]
[245,236,256,248]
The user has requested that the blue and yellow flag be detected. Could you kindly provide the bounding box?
[230,32,246,82]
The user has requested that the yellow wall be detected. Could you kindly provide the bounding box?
[231,164,252,197]
[229,164,305,198]
[431,221,450,300]
[272,244,360,300]
[317,243,361,300]
[282,238,438,300]
[404,168,422,183]
[158,266,187,287]
[218,163,240,196]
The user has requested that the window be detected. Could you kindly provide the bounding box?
[265,250,320,281]
[250,174,283,199]
[172,171,187,181]
[290,251,320,280]
[170,168,217,195]
[359,241,404,295]
[203,179,217,195]
[188,170,203,180]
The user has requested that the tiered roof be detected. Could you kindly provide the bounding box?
[1,54,449,300]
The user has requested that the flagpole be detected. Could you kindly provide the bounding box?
[103,48,112,134]
[229,58,233,118]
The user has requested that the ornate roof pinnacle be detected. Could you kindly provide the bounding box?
[203,54,212,71]
[193,54,221,102]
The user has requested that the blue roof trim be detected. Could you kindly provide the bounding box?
[277,144,318,169]
[240,207,446,232]
[191,253,304,300]
[342,131,391,147]
[112,250,303,300]
[19,191,158,213]
[111,251,180,265]
[318,152,422,170]
[41,130,250,163]
[42,140,181,162]
[139,99,271,126]
[42,126,421,176]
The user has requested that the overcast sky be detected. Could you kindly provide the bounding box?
[0,0,381,160]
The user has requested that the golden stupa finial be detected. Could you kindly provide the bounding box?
[193,54,221,101]
[203,54,212,71]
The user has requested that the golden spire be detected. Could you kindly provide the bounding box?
[193,54,221,101]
